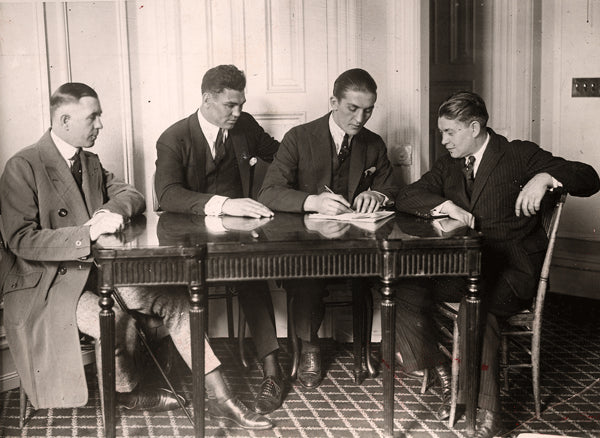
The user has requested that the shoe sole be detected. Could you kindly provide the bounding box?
[208,414,273,430]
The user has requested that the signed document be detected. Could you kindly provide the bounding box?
[306,210,395,223]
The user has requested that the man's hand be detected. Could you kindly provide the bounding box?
[85,211,124,241]
[304,192,353,215]
[304,218,351,239]
[221,198,274,218]
[441,201,475,229]
[353,191,384,213]
[515,173,554,217]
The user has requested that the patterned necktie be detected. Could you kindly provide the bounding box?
[463,155,476,196]
[70,148,83,190]
[214,128,226,165]
[338,133,351,163]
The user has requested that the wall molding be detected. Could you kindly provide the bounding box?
[490,0,535,140]
[265,0,306,92]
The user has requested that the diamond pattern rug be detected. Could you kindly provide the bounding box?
[1,293,599,437]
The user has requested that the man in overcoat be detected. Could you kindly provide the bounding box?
[0,82,273,430]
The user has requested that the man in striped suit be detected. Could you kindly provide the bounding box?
[394,91,599,438]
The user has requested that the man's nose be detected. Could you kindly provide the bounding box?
[95,118,103,129]
[232,106,242,117]
[354,110,366,124]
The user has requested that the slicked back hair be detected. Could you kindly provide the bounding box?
[438,91,489,128]
[332,68,377,100]
[201,65,246,95]
[50,82,98,121]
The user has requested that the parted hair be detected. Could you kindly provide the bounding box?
[438,91,489,128]
[201,65,246,94]
[333,68,377,99]
[50,82,98,120]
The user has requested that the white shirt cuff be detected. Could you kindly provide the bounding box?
[204,195,229,216]
[431,200,453,217]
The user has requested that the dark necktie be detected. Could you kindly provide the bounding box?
[70,148,83,191]
[214,128,226,165]
[463,155,476,196]
[338,133,351,163]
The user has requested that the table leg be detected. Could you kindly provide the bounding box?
[98,278,116,438]
[380,279,396,437]
[189,279,207,438]
[464,275,482,436]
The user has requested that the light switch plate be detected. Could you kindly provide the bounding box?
[572,78,600,97]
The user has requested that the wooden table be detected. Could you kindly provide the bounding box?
[92,211,482,438]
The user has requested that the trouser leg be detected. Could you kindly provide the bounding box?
[76,290,140,393]
[236,281,279,360]
[116,286,221,374]
[284,279,326,343]
[394,278,449,373]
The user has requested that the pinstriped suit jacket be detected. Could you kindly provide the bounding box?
[395,128,600,299]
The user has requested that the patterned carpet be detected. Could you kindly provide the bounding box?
[1,292,599,438]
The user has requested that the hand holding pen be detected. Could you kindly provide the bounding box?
[303,185,353,215]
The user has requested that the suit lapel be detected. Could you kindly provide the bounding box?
[310,115,334,192]
[39,134,90,224]
[348,133,367,201]
[230,131,251,198]
[188,114,208,191]
[470,132,504,208]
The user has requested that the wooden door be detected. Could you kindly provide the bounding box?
[429,0,491,163]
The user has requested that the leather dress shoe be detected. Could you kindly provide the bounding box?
[255,375,285,414]
[119,387,186,412]
[208,397,273,430]
[433,364,452,421]
[298,350,322,388]
[394,352,425,378]
[474,409,501,438]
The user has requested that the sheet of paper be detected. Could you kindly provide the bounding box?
[306,210,395,223]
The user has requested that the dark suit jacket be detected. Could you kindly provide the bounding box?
[395,128,600,299]
[258,113,398,212]
[0,130,145,408]
[155,111,279,214]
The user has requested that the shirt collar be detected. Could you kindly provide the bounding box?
[469,132,490,176]
[328,113,353,153]
[50,129,80,165]
[197,109,228,150]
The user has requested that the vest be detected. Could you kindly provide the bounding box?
[204,136,243,198]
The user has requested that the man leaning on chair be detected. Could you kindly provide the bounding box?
[393,90,600,438]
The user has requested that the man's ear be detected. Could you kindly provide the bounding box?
[330,96,339,111]
[60,114,70,129]
[471,120,482,137]
[202,92,213,106]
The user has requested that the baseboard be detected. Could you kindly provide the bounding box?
[550,237,600,300]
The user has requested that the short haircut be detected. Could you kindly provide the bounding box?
[438,91,489,128]
[332,68,377,100]
[201,65,246,94]
[50,82,98,120]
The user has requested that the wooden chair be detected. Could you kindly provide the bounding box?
[287,278,377,384]
[500,189,567,418]
[425,189,567,425]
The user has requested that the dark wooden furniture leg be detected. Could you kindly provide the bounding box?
[380,279,396,437]
[188,258,206,438]
[464,275,482,436]
[98,262,116,438]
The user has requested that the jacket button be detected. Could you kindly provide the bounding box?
[59,267,67,275]
[58,208,68,217]
[75,240,82,247]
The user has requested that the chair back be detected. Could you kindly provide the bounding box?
[533,188,567,322]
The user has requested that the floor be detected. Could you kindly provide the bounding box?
[0,292,599,437]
